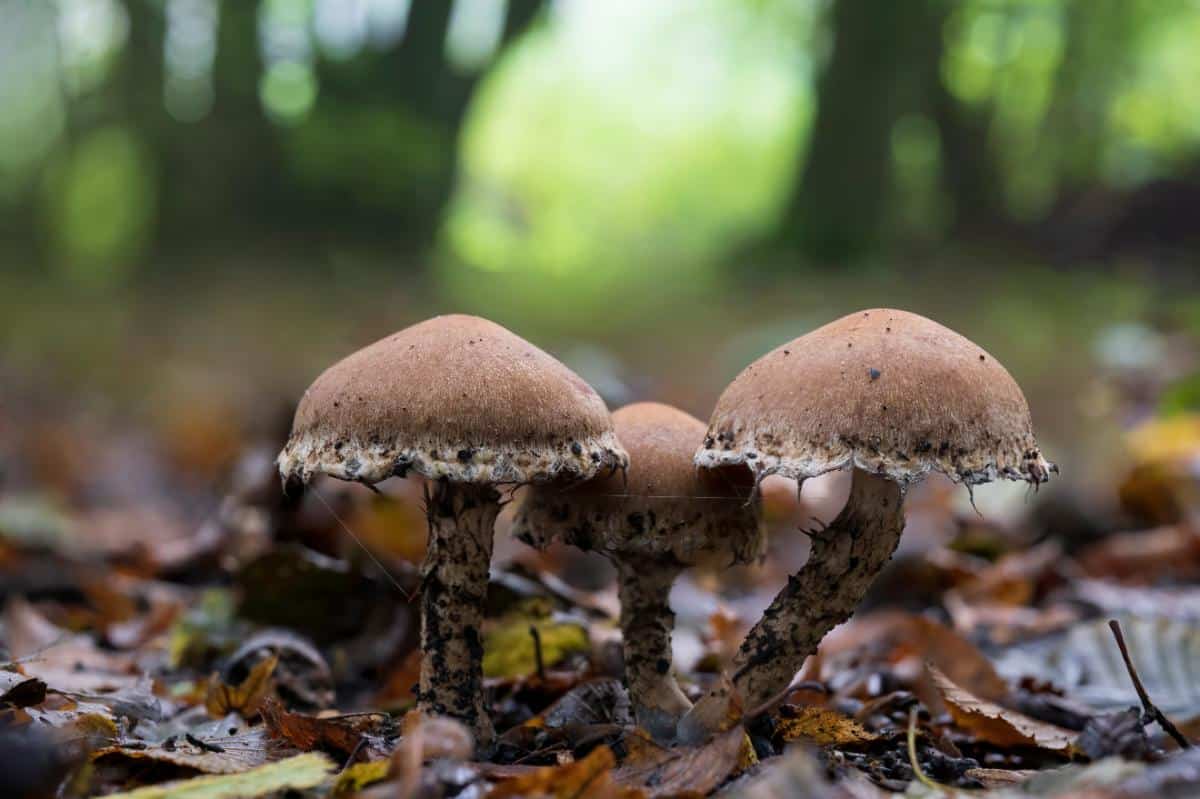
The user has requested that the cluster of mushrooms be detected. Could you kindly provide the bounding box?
[277,309,1054,752]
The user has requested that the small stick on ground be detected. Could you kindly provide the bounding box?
[530,625,546,682]
[907,707,950,794]
[1108,618,1192,749]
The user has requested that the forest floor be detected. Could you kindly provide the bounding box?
[3,265,1200,797]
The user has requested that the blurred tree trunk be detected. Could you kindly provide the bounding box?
[310,0,545,245]
[1044,0,1143,186]
[782,0,948,261]
[917,5,1004,238]
[395,0,545,243]
[119,0,165,128]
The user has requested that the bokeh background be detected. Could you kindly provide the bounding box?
[2,0,1199,542]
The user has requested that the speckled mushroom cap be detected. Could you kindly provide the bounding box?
[277,314,627,485]
[695,309,1054,487]
[514,402,763,565]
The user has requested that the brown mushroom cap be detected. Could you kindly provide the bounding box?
[514,402,762,565]
[696,309,1053,486]
[278,314,627,485]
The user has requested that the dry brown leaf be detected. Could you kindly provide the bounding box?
[1079,525,1200,583]
[205,653,278,718]
[614,725,744,798]
[0,670,47,707]
[92,725,287,774]
[3,597,142,694]
[950,541,1064,607]
[22,701,119,749]
[928,665,1076,752]
[488,745,642,799]
[815,610,1009,708]
[775,706,878,746]
[260,696,393,760]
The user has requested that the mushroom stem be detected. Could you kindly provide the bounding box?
[615,559,691,741]
[678,468,904,742]
[418,480,502,748]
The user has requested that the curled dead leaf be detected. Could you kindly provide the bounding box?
[0,670,47,707]
[260,696,394,760]
[928,665,1076,753]
[205,653,278,718]
[814,611,1010,706]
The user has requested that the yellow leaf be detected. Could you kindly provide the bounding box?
[735,732,758,774]
[775,706,878,746]
[483,617,588,679]
[99,752,335,799]
[205,653,278,718]
[333,758,392,795]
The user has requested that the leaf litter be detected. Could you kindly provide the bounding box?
[4,389,1200,797]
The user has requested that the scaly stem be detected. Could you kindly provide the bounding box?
[417,480,501,749]
[616,559,690,741]
[678,468,904,741]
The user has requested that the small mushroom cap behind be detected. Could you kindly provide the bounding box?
[514,402,762,565]
[278,314,627,485]
[696,309,1054,486]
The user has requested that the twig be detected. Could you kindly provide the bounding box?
[907,707,950,794]
[341,736,367,771]
[1108,618,1192,749]
[185,733,224,753]
[530,625,546,681]
[312,485,411,601]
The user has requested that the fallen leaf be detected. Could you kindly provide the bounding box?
[98,751,335,799]
[4,597,142,694]
[332,758,392,795]
[929,665,1076,752]
[815,611,1009,703]
[54,675,169,723]
[539,679,633,729]
[614,726,745,798]
[0,670,47,707]
[483,611,590,679]
[205,653,277,718]
[488,745,640,798]
[715,745,836,799]
[1079,525,1200,583]
[93,718,289,774]
[224,629,334,711]
[993,612,1200,720]
[775,705,878,746]
[23,701,119,749]
[260,696,394,760]
[236,545,391,645]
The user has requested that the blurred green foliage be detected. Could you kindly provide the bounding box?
[0,0,1198,317]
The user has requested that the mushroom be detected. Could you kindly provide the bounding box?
[512,402,762,740]
[277,314,627,746]
[686,309,1054,722]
